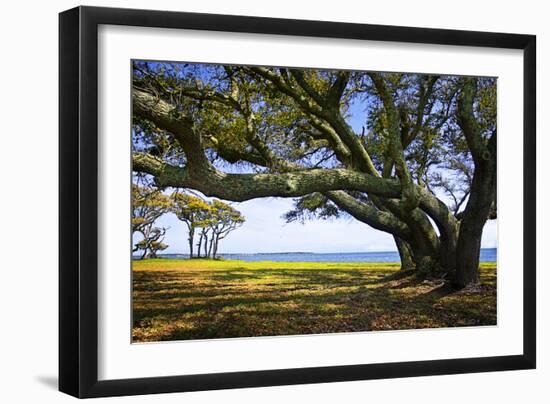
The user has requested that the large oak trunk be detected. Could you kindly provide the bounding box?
[395,236,414,271]
[454,224,483,287]
[453,147,495,287]
[452,192,494,287]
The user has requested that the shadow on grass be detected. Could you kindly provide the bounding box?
[132,264,497,342]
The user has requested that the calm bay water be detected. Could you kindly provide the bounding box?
[160,248,497,263]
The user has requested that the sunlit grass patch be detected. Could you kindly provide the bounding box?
[132,259,497,342]
[132,258,402,272]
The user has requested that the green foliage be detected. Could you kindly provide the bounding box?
[283,193,340,223]
[132,184,171,259]
[171,192,211,224]
[476,78,497,138]
[171,191,245,258]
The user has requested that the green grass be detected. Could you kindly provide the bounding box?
[132,259,497,342]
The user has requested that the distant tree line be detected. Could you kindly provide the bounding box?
[132,184,245,259]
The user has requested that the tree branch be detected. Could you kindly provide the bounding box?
[288,69,326,107]
[326,71,350,107]
[369,72,418,210]
[403,75,439,148]
[133,88,211,169]
[250,67,378,175]
[325,191,412,240]
[133,152,402,202]
[457,78,489,166]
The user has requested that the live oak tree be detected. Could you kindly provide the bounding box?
[132,184,171,259]
[132,62,496,288]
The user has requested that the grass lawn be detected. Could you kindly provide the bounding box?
[132,259,497,342]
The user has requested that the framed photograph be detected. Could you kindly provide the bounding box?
[59,6,536,398]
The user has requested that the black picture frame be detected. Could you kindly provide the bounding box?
[59,5,536,398]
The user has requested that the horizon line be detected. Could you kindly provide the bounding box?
[151,247,497,256]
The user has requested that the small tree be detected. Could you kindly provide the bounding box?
[132,184,171,259]
[171,193,245,258]
[195,204,216,258]
[208,200,245,258]
[171,192,211,258]
[135,227,169,259]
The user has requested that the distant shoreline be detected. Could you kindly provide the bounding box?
[155,247,497,256]
[133,248,497,263]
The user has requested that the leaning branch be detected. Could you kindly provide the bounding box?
[250,67,378,175]
[133,152,401,202]
[368,72,418,211]
[325,191,412,240]
[457,78,488,166]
